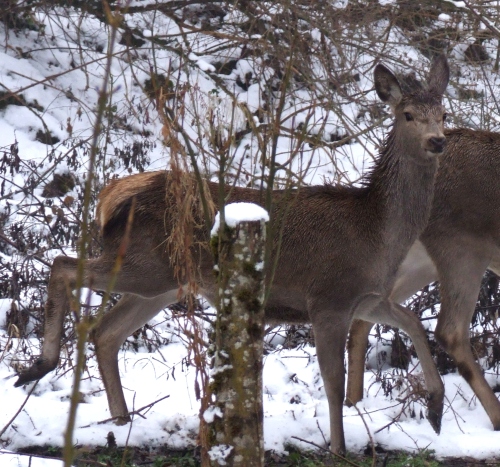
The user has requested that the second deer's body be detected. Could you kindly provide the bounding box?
[347,127,500,433]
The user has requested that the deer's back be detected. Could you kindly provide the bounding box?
[97,172,377,246]
[97,172,383,308]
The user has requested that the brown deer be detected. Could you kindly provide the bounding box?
[14,56,449,455]
[346,127,500,432]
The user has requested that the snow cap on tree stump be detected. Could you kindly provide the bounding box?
[211,202,270,235]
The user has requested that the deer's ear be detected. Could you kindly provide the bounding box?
[374,64,402,108]
[427,54,449,96]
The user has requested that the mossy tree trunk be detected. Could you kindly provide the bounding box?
[208,217,266,467]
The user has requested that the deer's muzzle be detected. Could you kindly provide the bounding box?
[427,136,447,153]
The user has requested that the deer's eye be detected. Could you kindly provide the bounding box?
[443,113,448,122]
[404,112,413,122]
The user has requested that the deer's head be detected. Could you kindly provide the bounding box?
[374,55,449,163]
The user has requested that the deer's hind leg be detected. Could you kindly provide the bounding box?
[15,255,94,386]
[345,319,374,407]
[15,251,176,388]
[92,291,179,423]
[434,245,500,429]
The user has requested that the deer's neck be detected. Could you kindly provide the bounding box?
[368,128,438,270]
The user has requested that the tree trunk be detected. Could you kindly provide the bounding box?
[208,216,266,467]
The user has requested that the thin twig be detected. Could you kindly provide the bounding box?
[290,436,361,467]
[315,420,329,447]
[0,233,51,267]
[121,394,136,467]
[63,4,122,465]
[348,400,377,467]
[79,395,171,427]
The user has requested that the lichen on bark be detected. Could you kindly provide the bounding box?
[208,217,266,467]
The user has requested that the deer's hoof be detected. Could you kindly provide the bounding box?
[14,358,55,387]
[114,415,131,426]
[328,441,346,458]
[426,396,443,434]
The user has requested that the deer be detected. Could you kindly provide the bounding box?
[346,127,500,432]
[14,55,449,455]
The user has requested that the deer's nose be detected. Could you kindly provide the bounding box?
[429,136,446,153]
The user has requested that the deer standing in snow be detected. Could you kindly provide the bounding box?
[346,127,500,432]
[15,56,449,455]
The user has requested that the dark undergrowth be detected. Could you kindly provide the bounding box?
[10,444,500,466]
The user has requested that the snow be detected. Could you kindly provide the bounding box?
[1,1,500,465]
[211,202,270,236]
[3,329,500,465]
[0,451,58,466]
[208,444,233,465]
[203,406,223,423]
[189,53,217,73]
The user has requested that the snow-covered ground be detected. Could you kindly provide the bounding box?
[1,309,500,466]
[2,1,500,465]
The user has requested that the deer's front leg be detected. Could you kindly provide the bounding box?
[360,299,444,433]
[311,309,351,455]
[92,291,179,423]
